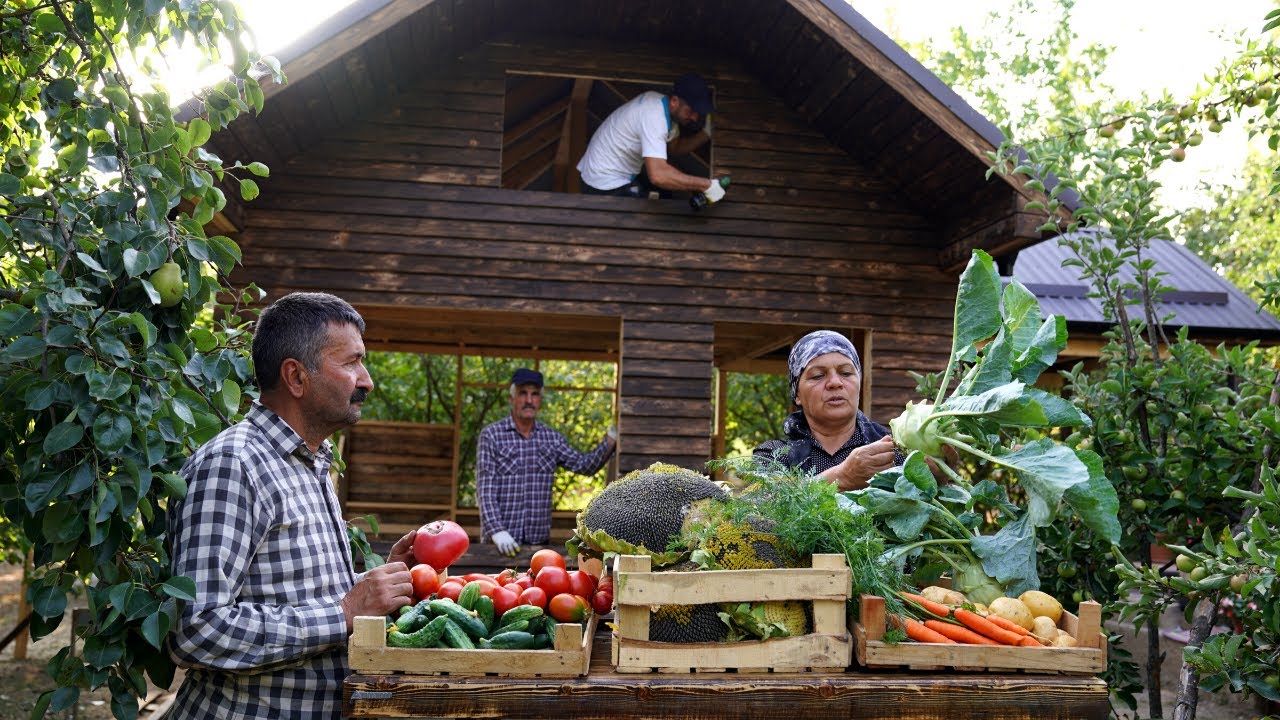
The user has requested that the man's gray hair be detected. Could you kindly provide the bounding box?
[253,292,365,392]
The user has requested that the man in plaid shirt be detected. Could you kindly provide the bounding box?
[476,368,617,555]
[166,292,417,719]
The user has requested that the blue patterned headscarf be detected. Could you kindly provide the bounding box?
[787,330,861,403]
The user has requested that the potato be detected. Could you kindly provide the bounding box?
[1031,616,1059,644]
[1018,590,1064,623]
[921,585,967,606]
[1052,631,1078,648]
[988,596,1036,630]
[971,603,989,615]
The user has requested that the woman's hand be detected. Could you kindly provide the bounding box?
[828,435,898,491]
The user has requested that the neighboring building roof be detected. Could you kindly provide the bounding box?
[1009,235,1280,340]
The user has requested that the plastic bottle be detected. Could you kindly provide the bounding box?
[689,176,730,211]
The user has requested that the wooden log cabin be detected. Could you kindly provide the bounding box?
[199,0,1070,544]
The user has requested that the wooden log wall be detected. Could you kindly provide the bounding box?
[231,40,960,477]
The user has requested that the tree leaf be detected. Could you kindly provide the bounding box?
[161,575,197,602]
[0,335,47,362]
[83,636,125,670]
[239,178,259,201]
[44,422,85,455]
[140,609,169,650]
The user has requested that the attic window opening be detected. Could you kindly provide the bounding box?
[500,72,713,196]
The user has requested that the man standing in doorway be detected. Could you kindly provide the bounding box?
[475,368,617,556]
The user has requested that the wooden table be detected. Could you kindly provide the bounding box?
[343,630,1110,719]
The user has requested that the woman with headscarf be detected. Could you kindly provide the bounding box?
[753,330,905,491]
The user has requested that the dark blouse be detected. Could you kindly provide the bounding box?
[753,410,906,475]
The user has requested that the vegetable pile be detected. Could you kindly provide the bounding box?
[895,585,1079,647]
[381,547,604,651]
[847,250,1121,604]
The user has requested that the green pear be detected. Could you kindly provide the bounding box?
[151,261,184,307]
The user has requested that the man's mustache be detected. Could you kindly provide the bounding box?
[351,388,369,403]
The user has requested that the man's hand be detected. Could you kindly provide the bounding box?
[386,529,417,567]
[828,435,897,492]
[925,444,961,484]
[491,530,520,557]
[605,424,618,448]
[341,562,413,634]
[704,177,726,203]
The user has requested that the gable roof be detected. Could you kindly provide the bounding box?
[1010,235,1280,341]
[198,0,1065,269]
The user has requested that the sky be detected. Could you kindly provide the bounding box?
[226,0,1274,208]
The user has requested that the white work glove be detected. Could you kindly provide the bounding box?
[491,531,520,557]
[606,425,619,441]
[704,178,726,203]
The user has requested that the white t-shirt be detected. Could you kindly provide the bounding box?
[577,91,679,191]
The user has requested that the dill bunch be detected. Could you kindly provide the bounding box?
[697,456,907,620]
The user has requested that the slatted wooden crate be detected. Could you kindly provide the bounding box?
[850,594,1106,674]
[349,614,597,677]
[611,553,852,673]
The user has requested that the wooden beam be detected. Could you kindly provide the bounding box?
[504,95,570,148]
[552,78,592,193]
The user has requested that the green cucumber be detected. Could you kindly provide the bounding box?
[393,599,431,634]
[440,618,476,649]
[532,632,550,649]
[387,615,449,648]
[428,598,488,639]
[480,630,538,650]
[496,605,544,628]
[475,595,495,635]
[458,581,484,611]
[493,619,529,635]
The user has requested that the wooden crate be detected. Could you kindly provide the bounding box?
[349,613,597,677]
[851,594,1107,674]
[611,553,852,673]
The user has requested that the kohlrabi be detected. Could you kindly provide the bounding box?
[847,250,1121,600]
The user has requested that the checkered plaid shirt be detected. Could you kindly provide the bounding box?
[475,415,614,544]
[165,402,354,719]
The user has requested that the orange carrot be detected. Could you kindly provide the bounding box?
[953,608,1024,645]
[899,591,952,619]
[983,614,1033,637]
[1019,635,1046,647]
[900,617,957,644]
[923,619,1000,645]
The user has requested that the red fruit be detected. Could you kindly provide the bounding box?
[518,586,548,610]
[491,585,520,616]
[495,569,519,585]
[567,569,597,598]
[548,593,590,623]
[436,582,464,603]
[530,549,567,575]
[534,566,572,598]
[590,590,613,615]
[514,575,534,591]
[463,572,497,584]
[409,564,440,600]
[412,520,470,571]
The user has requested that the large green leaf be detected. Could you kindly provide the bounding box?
[951,249,1002,359]
[1,335,47,361]
[161,575,197,602]
[939,382,1047,426]
[970,513,1039,595]
[83,636,125,670]
[1062,449,1121,544]
[991,439,1093,527]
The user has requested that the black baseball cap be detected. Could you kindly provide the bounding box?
[673,73,715,115]
[510,368,543,387]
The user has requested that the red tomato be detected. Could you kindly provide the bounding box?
[514,575,534,591]
[436,581,464,603]
[413,520,470,571]
[530,548,567,575]
[463,572,497,583]
[491,585,521,617]
[495,569,519,585]
[534,566,571,598]
[409,564,440,600]
[548,593,590,623]
[590,590,613,615]
[442,575,467,587]
[518,586,548,610]
[567,570,596,598]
